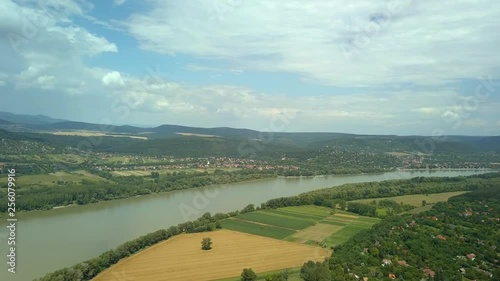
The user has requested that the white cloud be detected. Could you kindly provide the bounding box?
[464,118,488,127]
[123,0,500,87]
[185,64,244,74]
[0,0,117,94]
[114,0,126,6]
[102,71,125,86]
[441,111,460,121]
[412,106,462,116]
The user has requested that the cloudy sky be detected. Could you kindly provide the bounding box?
[0,0,499,135]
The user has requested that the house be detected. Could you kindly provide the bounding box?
[422,268,436,278]
[436,234,447,241]
[382,258,392,266]
[398,260,408,267]
[388,273,396,279]
[431,216,439,221]
[467,253,476,260]
[463,210,473,217]
[363,277,368,281]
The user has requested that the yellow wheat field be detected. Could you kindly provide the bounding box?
[92,230,331,281]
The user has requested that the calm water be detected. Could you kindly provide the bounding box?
[0,169,492,280]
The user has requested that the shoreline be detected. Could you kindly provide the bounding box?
[1,168,496,218]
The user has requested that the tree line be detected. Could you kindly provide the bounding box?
[0,170,275,212]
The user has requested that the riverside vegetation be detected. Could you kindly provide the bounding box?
[34,172,500,281]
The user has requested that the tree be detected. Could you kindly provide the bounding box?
[241,268,257,281]
[300,261,331,281]
[201,237,212,250]
[422,200,427,206]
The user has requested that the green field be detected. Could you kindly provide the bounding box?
[280,205,333,217]
[218,205,381,280]
[220,219,295,239]
[350,191,468,207]
[222,206,380,246]
[0,170,108,186]
[237,212,314,230]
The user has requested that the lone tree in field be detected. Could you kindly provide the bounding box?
[241,268,257,281]
[201,237,212,250]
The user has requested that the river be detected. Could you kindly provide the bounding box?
[0,169,492,280]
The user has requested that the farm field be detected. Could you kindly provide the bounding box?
[0,170,108,186]
[91,230,331,281]
[350,191,468,207]
[221,219,295,239]
[52,131,148,139]
[222,206,380,248]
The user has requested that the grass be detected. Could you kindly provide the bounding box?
[262,209,325,222]
[350,191,468,207]
[280,205,332,217]
[324,223,372,247]
[288,223,344,243]
[92,230,330,281]
[221,219,295,239]
[222,205,380,250]
[0,170,108,186]
[236,212,314,230]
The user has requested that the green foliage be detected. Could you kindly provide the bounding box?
[241,268,257,281]
[201,237,212,250]
[324,186,500,280]
[263,173,500,210]
[0,170,274,212]
[300,261,331,281]
[265,270,289,281]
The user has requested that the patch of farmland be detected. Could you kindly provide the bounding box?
[324,224,370,246]
[236,212,314,230]
[5,170,108,186]
[259,210,323,223]
[221,219,295,239]
[279,205,332,217]
[350,191,468,207]
[91,230,331,281]
[288,223,343,243]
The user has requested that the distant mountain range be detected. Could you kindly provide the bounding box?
[0,111,499,155]
[0,111,68,125]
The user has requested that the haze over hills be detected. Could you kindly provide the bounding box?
[0,111,68,125]
[0,111,499,157]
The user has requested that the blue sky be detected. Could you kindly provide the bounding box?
[0,0,499,135]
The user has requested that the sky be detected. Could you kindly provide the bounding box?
[0,0,499,135]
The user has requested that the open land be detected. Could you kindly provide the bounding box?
[349,191,468,214]
[222,206,380,248]
[91,230,331,281]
